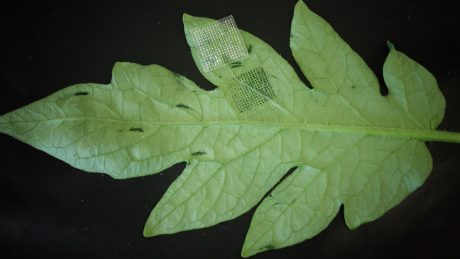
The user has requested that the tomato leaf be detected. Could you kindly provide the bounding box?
[0,1,459,257]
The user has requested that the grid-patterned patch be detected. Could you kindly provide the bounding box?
[190,15,249,72]
[230,67,275,112]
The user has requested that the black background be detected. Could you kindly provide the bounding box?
[1,0,460,258]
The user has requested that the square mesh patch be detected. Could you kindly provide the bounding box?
[190,15,249,72]
[230,67,275,112]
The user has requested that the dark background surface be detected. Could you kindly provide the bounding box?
[1,0,460,258]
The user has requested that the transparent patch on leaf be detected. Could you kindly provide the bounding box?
[190,15,249,72]
[229,67,276,113]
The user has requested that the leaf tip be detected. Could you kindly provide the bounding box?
[344,213,361,230]
[0,114,10,135]
[240,247,254,258]
[143,224,156,238]
[182,13,193,22]
[294,0,309,11]
[241,238,254,258]
[143,218,161,238]
[386,41,395,51]
[241,238,276,258]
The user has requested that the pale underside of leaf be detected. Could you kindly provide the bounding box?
[0,0,453,258]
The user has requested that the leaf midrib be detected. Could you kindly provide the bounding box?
[2,116,460,143]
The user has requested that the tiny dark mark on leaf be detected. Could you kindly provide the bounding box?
[74,91,89,96]
[230,61,242,68]
[176,103,191,109]
[247,44,253,53]
[191,151,207,156]
[129,127,144,132]
[173,73,186,87]
[117,129,124,133]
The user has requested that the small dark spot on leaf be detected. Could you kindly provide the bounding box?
[230,61,242,68]
[173,73,186,87]
[351,84,357,89]
[129,127,144,132]
[117,129,124,133]
[290,33,294,38]
[247,44,253,53]
[191,151,207,156]
[74,91,89,96]
[176,103,191,109]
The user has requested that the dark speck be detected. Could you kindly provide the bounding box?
[173,72,186,87]
[229,61,242,68]
[129,127,144,132]
[74,91,89,96]
[247,44,253,53]
[191,151,207,156]
[176,103,191,109]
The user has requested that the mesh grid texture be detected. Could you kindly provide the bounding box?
[190,15,249,72]
[230,67,275,113]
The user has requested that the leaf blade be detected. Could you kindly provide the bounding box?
[383,44,446,129]
[290,0,380,95]
[0,63,209,179]
[0,2,458,258]
[242,165,341,257]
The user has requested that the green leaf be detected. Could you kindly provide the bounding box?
[0,0,459,257]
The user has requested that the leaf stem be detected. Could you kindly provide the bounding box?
[322,126,460,144]
[256,122,460,144]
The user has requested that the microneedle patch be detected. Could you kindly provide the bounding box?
[190,15,249,72]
